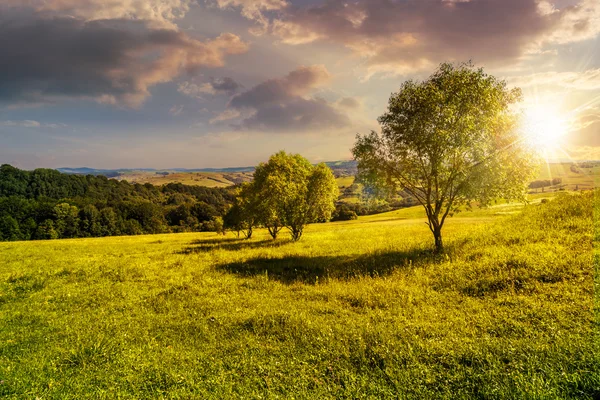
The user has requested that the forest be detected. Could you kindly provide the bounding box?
[0,164,234,241]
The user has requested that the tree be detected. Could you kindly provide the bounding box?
[224,183,258,239]
[35,219,58,240]
[0,216,22,241]
[79,204,102,237]
[352,62,538,252]
[252,151,339,241]
[99,207,118,236]
[54,202,80,238]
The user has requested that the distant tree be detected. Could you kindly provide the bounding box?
[332,204,358,221]
[205,216,225,235]
[79,204,102,237]
[54,203,80,238]
[99,207,118,236]
[0,216,22,241]
[353,62,538,252]
[224,183,258,239]
[223,204,244,238]
[252,151,338,241]
[35,219,58,240]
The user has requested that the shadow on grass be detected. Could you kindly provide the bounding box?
[177,237,291,254]
[216,247,438,284]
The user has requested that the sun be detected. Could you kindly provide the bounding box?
[522,105,568,151]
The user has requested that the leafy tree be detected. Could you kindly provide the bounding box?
[35,219,58,240]
[99,207,118,236]
[0,216,22,241]
[252,159,286,239]
[79,204,102,237]
[353,62,538,252]
[252,151,339,241]
[223,183,258,238]
[54,203,80,238]
[223,203,245,238]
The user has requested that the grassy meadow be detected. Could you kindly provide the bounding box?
[116,171,253,188]
[0,191,598,398]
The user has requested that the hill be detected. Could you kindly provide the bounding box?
[56,162,358,188]
[0,191,597,398]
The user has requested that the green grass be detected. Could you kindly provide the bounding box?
[0,192,597,398]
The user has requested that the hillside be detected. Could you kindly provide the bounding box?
[0,192,597,398]
[61,162,596,209]
[57,161,358,188]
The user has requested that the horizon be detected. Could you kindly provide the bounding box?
[3,158,596,173]
[1,0,599,169]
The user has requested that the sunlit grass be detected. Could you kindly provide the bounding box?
[0,192,597,398]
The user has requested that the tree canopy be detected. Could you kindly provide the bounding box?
[227,151,339,241]
[353,62,538,252]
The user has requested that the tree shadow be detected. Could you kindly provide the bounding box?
[178,237,291,254]
[215,247,439,284]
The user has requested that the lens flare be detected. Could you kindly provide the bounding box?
[522,105,568,151]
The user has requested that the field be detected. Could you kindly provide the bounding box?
[533,162,598,192]
[0,192,598,398]
[116,171,253,188]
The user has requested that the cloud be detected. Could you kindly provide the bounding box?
[568,108,600,146]
[336,96,361,109]
[267,0,600,77]
[2,0,192,28]
[169,105,185,116]
[214,65,351,132]
[0,10,248,107]
[178,76,243,98]
[209,0,288,34]
[508,69,600,91]
[0,120,67,128]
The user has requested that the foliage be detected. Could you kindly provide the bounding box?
[224,183,258,239]
[529,178,562,189]
[331,204,358,221]
[353,62,538,252]
[0,191,596,398]
[246,151,339,241]
[0,164,235,241]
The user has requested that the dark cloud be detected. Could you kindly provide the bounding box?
[210,77,244,95]
[217,65,351,132]
[229,65,330,108]
[270,0,599,76]
[178,76,243,97]
[0,8,248,107]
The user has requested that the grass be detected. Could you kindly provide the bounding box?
[117,171,252,187]
[0,192,597,398]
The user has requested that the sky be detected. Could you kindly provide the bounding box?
[0,0,599,169]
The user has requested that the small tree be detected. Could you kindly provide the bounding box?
[253,151,339,241]
[253,161,284,239]
[353,62,538,252]
[224,183,258,239]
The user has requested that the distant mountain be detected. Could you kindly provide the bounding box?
[57,161,356,178]
[57,166,255,177]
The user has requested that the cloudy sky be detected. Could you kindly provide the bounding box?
[1,0,599,169]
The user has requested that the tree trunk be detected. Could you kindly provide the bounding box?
[290,225,303,241]
[268,225,281,240]
[433,225,443,253]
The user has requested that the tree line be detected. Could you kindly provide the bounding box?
[0,164,234,241]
